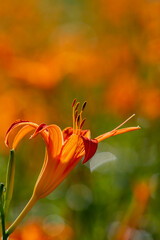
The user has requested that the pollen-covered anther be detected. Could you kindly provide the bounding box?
[72,99,77,132]
[80,118,86,129]
[75,114,81,134]
[75,102,80,111]
[81,101,87,112]
[75,110,78,122]
[72,98,77,108]
[77,114,80,125]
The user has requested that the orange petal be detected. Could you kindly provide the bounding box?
[30,123,48,139]
[5,120,38,149]
[95,126,141,143]
[60,134,79,163]
[32,125,63,199]
[112,126,141,136]
[12,125,35,150]
[82,137,98,164]
[31,124,63,157]
[33,151,50,198]
[39,135,81,197]
[46,125,63,158]
[62,128,91,142]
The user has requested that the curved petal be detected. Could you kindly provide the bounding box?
[5,120,38,149]
[81,137,98,164]
[33,151,51,199]
[30,123,48,139]
[31,124,63,157]
[12,125,36,150]
[35,134,81,199]
[32,125,63,199]
[47,125,63,158]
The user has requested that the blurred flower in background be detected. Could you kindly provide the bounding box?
[9,219,74,240]
[0,0,160,239]
[108,179,154,240]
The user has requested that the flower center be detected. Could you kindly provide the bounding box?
[72,99,87,134]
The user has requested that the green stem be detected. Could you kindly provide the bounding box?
[5,150,15,216]
[0,184,8,240]
[6,195,37,236]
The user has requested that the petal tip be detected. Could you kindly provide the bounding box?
[30,123,47,139]
[5,120,30,149]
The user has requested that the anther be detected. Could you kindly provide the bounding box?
[81,101,87,112]
[75,110,78,122]
[75,102,80,111]
[77,115,80,125]
[80,118,86,129]
[72,98,77,108]
[72,99,77,132]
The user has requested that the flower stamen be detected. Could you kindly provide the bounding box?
[81,101,87,111]
[78,101,87,133]
[77,114,80,131]
[75,102,80,111]
[75,110,78,122]
[72,98,77,108]
[72,99,77,133]
[80,118,86,130]
[73,100,87,134]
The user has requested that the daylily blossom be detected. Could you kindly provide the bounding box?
[5,99,140,235]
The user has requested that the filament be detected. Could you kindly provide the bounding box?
[113,114,136,131]
[72,99,77,132]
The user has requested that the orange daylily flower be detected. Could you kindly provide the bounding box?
[5,100,140,235]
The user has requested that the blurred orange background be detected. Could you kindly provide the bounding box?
[0,0,160,239]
